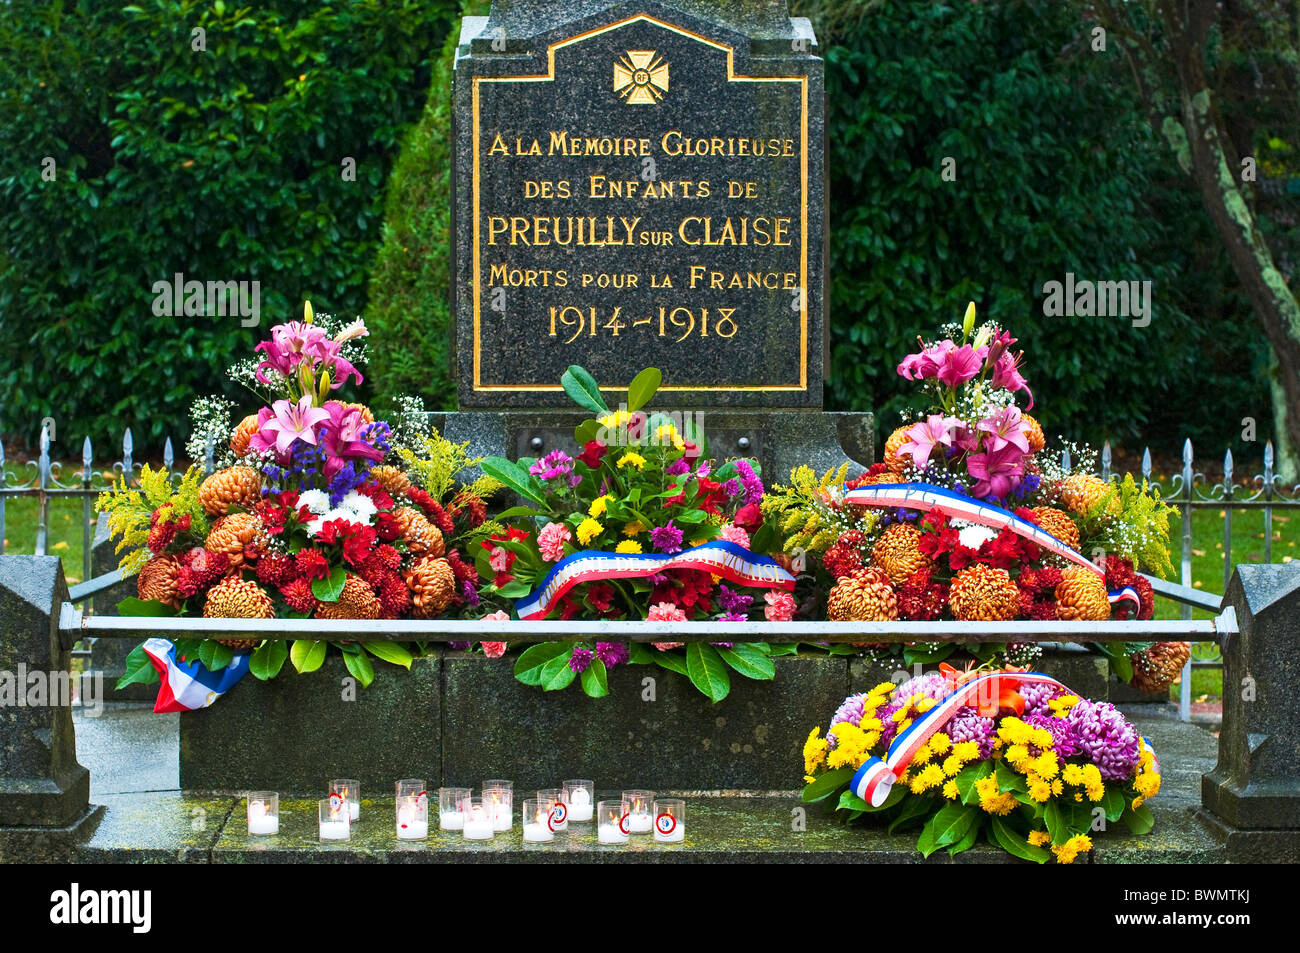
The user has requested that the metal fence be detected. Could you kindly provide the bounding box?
[5,420,1298,720]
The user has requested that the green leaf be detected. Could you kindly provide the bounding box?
[627,642,655,665]
[837,790,870,812]
[956,760,994,805]
[1110,652,1134,684]
[493,506,541,521]
[171,638,204,663]
[480,457,548,506]
[580,657,609,697]
[994,761,1026,794]
[654,649,689,676]
[311,566,347,603]
[115,643,160,688]
[115,596,176,616]
[197,640,236,671]
[625,366,661,412]
[685,643,730,702]
[1121,802,1155,835]
[887,794,933,832]
[1044,800,1069,845]
[766,643,800,656]
[514,643,570,686]
[716,643,776,680]
[574,419,601,446]
[342,649,374,688]
[560,365,609,414]
[931,802,979,848]
[801,767,853,803]
[363,641,414,669]
[947,815,983,856]
[989,816,1050,863]
[916,812,942,858]
[538,650,578,691]
[1101,785,1125,822]
[249,641,289,680]
[290,639,327,674]
[493,579,533,599]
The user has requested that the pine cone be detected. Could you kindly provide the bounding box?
[1130,641,1191,694]
[137,554,182,610]
[393,505,445,558]
[882,426,912,474]
[198,466,261,517]
[1022,414,1046,453]
[1058,474,1115,515]
[949,564,1021,621]
[827,569,898,622]
[404,556,456,619]
[229,415,260,456]
[314,573,382,621]
[203,576,274,649]
[1028,506,1080,550]
[1054,568,1111,621]
[870,522,932,584]
[205,512,265,570]
[369,465,411,497]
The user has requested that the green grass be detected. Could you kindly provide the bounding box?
[1,495,96,584]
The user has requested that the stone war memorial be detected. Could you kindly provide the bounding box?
[1,0,1297,876]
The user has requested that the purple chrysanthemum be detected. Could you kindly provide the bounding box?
[711,641,735,648]
[650,521,684,554]
[595,641,630,668]
[1018,682,1061,716]
[716,584,753,614]
[942,705,997,759]
[733,459,764,506]
[570,648,594,673]
[1022,710,1080,758]
[665,458,690,477]
[461,580,480,609]
[528,450,574,482]
[448,641,471,650]
[1068,699,1140,781]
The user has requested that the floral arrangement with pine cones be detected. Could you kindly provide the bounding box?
[101,303,502,694]
[801,665,1162,863]
[753,304,1184,691]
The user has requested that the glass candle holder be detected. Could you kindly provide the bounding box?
[537,788,568,831]
[329,779,360,821]
[438,787,471,830]
[246,792,278,836]
[622,790,655,834]
[319,795,351,841]
[563,780,595,822]
[597,799,631,844]
[462,797,495,841]
[483,783,513,832]
[654,799,686,842]
[395,781,429,840]
[522,798,556,842]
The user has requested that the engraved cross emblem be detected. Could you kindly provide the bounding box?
[614,50,669,104]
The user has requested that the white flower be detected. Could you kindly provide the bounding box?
[957,525,998,550]
[306,508,365,538]
[338,490,377,522]
[297,489,331,515]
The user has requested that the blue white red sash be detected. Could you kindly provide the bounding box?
[848,671,1157,807]
[514,539,796,621]
[143,637,250,713]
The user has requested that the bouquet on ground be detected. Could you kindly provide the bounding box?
[471,365,796,701]
[801,665,1162,862]
[754,303,1187,690]
[99,302,502,699]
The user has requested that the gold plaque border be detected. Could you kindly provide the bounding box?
[471,13,809,393]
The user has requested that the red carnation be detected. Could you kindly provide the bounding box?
[733,502,762,531]
[585,582,616,613]
[280,577,318,614]
[822,537,864,580]
[578,440,607,469]
[897,568,948,621]
[375,511,402,542]
[342,525,379,567]
[295,548,330,581]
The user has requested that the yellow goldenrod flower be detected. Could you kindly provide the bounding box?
[577,517,604,545]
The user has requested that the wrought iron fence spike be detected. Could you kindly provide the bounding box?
[1265,440,1274,472]
[1141,447,1152,480]
[82,436,92,469]
[163,437,174,473]
[1224,448,1234,485]
[1183,437,1193,465]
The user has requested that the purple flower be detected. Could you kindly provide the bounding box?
[1018,681,1060,716]
[651,521,684,554]
[723,478,742,498]
[711,640,736,647]
[694,460,711,479]
[733,459,764,506]
[1023,711,1079,759]
[1067,699,1140,781]
[570,648,594,673]
[448,641,471,651]
[665,458,690,477]
[529,450,575,482]
[595,642,630,668]
[942,706,997,759]
[461,580,480,608]
[830,693,869,730]
[716,584,753,615]
[898,414,960,471]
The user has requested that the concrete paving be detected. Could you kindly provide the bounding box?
[74,703,178,796]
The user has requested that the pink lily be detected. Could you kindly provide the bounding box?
[976,406,1031,455]
[319,401,385,478]
[991,350,1034,408]
[248,395,329,458]
[935,343,986,389]
[966,444,1027,500]
[306,336,364,389]
[253,322,329,384]
[899,414,961,471]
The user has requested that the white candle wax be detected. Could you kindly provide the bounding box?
[628,813,653,833]
[598,823,629,844]
[655,824,685,842]
[490,804,511,831]
[349,801,360,821]
[319,820,349,840]
[397,820,428,840]
[523,821,554,842]
[248,815,279,835]
[567,788,592,821]
[463,818,494,840]
[439,810,465,830]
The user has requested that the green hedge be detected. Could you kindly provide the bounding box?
[0,0,457,447]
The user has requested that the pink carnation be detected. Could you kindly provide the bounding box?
[537,521,572,562]
[648,602,688,622]
[719,523,751,548]
[764,590,796,621]
[479,609,509,658]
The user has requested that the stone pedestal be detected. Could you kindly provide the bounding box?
[0,556,98,855]
[1200,563,1300,860]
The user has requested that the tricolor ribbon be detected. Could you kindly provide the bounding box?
[143,637,250,713]
[514,539,796,621]
[847,671,1156,807]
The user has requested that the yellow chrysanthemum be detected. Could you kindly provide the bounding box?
[942,755,965,777]
[869,681,896,697]
[803,727,828,775]
[1051,833,1093,864]
[911,764,945,793]
[929,732,951,755]
[861,717,884,733]
[588,495,612,517]
[1033,728,1055,749]
[912,742,933,766]
[1052,779,1064,796]
[1028,779,1053,803]
[826,723,872,770]
[1049,695,1080,716]
[951,741,980,762]
[617,452,646,470]
[1033,751,1060,780]
[943,779,960,800]
[1027,830,1051,847]
[1005,744,1030,769]
[916,697,937,714]
[1062,763,1086,786]
[622,520,646,537]
[577,517,604,545]
[654,424,685,449]
[615,540,643,554]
